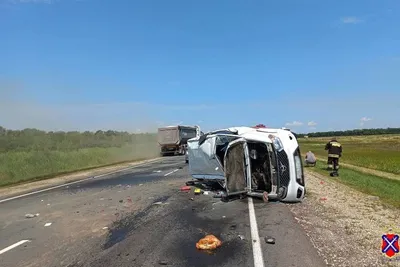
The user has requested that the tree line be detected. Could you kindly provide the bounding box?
[0,126,157,153]
[296,127,400,138]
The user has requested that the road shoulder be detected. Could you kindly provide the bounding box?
[289,169,400,267]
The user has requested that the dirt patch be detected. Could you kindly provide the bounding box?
[0,158,161,199]
[289,170,400,267]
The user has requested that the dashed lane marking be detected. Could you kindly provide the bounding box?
[0,240,31,255]
[164,169,180,176]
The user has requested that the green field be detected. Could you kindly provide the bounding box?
[298,134,400,175]
[0,128,159,187]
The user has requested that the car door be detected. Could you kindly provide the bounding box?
[223,138,251,196]
[187,134,240,180]
[187,135,225,180]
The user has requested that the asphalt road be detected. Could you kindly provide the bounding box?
[0,156,326,267]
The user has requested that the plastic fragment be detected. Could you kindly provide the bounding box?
[180,186,191,192]
[25,213,39,218]
[264,236,275,244]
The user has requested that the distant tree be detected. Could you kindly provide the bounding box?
[303,128,400,138]
[0,126,157,153]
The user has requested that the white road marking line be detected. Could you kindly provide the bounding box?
[164,169,180,176]
[248,197,265,267]
[0,159,163,204]
[0,240,31,255]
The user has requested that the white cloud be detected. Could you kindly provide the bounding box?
[285,121,303,127]
[360,117,372,126]
[360,117,372,122]
[307,121,317,127]
[340,16,363,24]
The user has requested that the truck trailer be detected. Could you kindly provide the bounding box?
[157,125,200,156]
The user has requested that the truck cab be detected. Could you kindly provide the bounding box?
[187,127,305,202]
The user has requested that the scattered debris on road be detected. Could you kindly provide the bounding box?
[158,260,169,265]
[213,191,224,198]
[185,181,195,186]
[180,186,191,192]
[229,224,237,230]
[238,235,245,240]
[320,197,328,201]
[194,188,202,195]
[102,227,108,230]
[264,236,275,244]
[119,200,123,203]
[196,235,222,250]
[44,223,52,227]
[139,184,143,186]
[25,213,39,218]
[263,191,269,203]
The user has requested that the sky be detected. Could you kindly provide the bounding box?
[1,0,399,133]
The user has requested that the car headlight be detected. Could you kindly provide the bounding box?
[293,148,304,186]
[268,134,284,152]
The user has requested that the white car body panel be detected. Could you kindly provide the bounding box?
[187,126,305,202]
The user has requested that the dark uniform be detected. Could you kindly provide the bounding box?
[325,138,342,171]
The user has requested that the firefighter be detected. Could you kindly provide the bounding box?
[324,138,342,174]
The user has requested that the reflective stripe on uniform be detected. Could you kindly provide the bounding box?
[328,154,340,158]
[331,142,341,147]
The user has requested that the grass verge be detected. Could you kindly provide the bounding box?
[0,143,159,187]
[305,162,400,208]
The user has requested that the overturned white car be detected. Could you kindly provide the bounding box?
[187,127,305,202]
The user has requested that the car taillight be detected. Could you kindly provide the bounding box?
[293,148,304,186]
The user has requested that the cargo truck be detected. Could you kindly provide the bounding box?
[157,125,201,157]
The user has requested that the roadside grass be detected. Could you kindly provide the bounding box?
[0,143,159,187]
[298,134,400,174]
[305,162,400,208]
